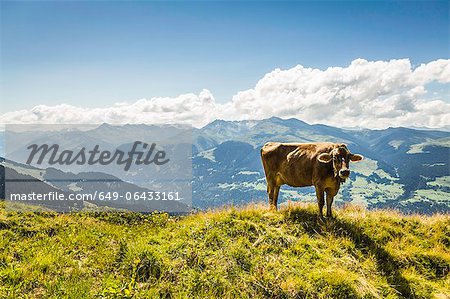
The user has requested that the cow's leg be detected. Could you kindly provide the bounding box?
[267,185,274,209]
[272,185,280,210]
[267,181,277,210]
[315,187,325,219]
[325,191,334,218]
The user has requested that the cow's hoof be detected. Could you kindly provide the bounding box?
[269,205,278,211]
[322,218,335,230]
[318,215,325,224]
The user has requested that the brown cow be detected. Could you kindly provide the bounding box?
[261,142,363,218]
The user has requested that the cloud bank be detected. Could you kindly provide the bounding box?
[2,58,449,129]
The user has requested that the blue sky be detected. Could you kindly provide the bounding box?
[1,1,449,114]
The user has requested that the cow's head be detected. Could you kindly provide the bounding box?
[317,144,364,182]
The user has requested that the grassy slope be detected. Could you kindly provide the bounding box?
[0,202,449,299]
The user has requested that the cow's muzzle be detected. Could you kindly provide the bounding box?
[339,169,350,182]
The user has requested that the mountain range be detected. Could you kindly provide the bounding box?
[1,117,449,214]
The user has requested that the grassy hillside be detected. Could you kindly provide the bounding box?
[0,202,449,299]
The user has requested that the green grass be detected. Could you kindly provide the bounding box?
[0,202,449,299]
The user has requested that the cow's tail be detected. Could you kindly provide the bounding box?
[260,145,270,192]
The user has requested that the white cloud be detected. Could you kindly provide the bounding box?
[224,58,450,129]
[1,89,218,128]
[1,58,449,129]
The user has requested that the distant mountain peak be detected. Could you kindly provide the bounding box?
[203,117,311,130]
[98,122,113,128]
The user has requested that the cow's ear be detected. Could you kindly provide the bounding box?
[317,153,332,163]
[350,154,364,162]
